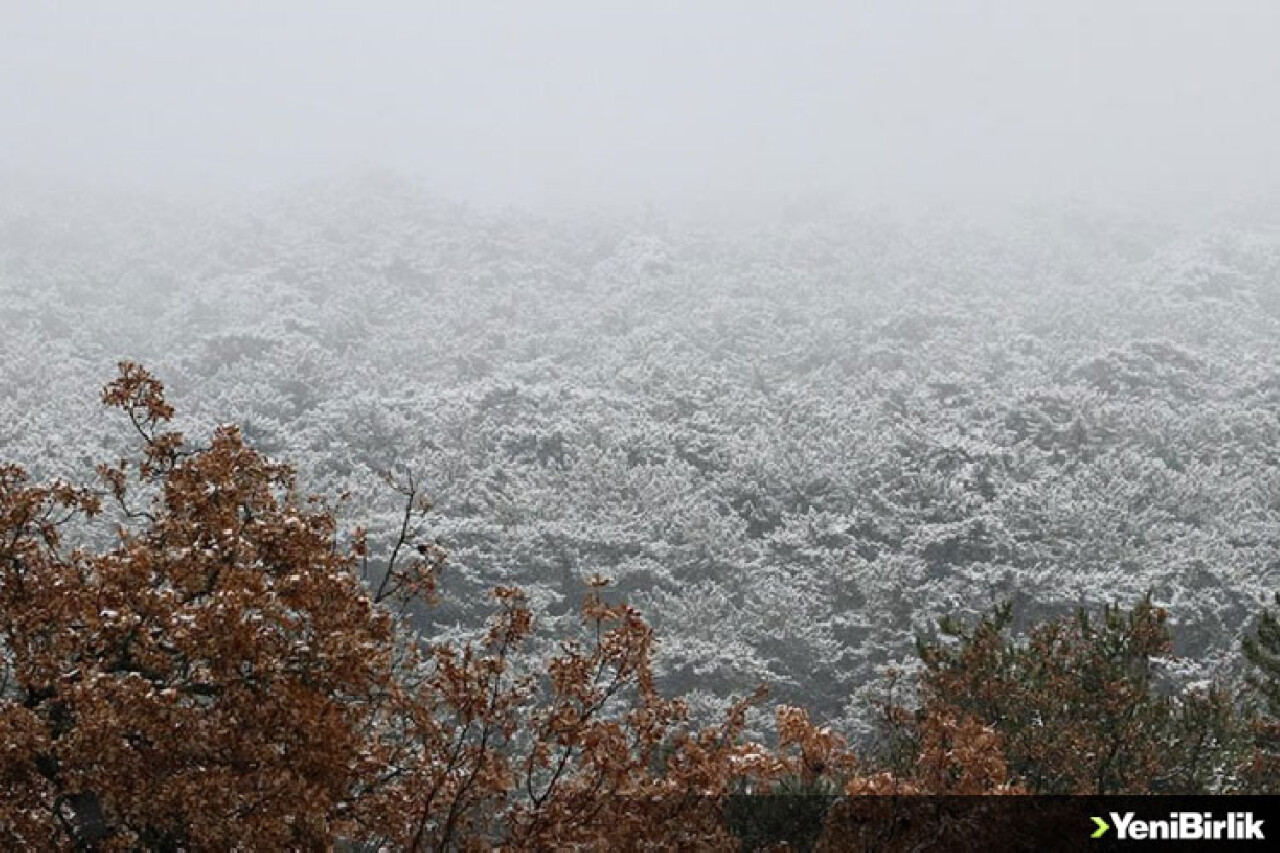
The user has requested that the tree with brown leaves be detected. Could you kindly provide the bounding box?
[899,597,1248,795]
[2,364,400,848]
[0,364,841,850]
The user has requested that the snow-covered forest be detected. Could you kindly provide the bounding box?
[8,3,1280,845]
[4,177,1278,739]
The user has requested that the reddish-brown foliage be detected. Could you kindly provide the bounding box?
[0,364,864,850]
[2,364,1266,850]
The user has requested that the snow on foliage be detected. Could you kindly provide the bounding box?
[2,179,1278,735]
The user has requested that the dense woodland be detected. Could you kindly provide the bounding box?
[2,179,1280,847]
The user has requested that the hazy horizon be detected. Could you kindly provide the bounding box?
[4,2,1280,217]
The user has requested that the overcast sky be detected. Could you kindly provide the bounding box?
[3,1,1278,212]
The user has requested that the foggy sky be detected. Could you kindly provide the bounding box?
[3,1,1279,212]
